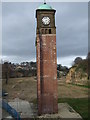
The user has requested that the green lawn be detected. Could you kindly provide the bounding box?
[58,98,89,120]
[33,98,89,119]
[69,83,90,88]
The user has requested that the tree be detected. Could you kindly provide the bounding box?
[4,62,9,84]
[86,52,90,79]
[57,64,62,71]
[74,57,82,65]
[86,52,90,59]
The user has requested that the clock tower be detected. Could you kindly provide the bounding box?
[36,3,58,115]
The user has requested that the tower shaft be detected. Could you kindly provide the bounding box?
[36,34,58,114]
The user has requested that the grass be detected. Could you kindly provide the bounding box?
[58,98,89,120]
[69,83,90,88]
[33,98,89,119]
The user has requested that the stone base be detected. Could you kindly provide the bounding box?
[37,103,82,119]
[3,98,82,119]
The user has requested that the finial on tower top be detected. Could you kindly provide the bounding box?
[44,0,46,4]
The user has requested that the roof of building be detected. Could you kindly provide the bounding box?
[38,3,52,10]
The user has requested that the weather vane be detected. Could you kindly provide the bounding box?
[44,0,46,4]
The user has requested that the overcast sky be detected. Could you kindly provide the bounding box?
[2,2,88,67]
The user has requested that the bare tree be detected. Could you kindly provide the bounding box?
[4,62,9,84]
[74,57,83,65]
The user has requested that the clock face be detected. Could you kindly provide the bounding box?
[42,17,50,25]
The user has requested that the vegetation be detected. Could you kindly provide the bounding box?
[66,56,89,83]
[75,59,88,73]
[2,61,37,79]
[57,64,69,78]
[58,98,89,119]
[69,83,90,88]
[74,57,83,64]
[2,61,69,79]
[33,97,89,119]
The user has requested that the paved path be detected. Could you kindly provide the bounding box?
[3,98,82,119]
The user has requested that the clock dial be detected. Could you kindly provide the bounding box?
[42,17,50,25]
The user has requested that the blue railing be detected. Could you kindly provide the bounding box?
[2,100,21,120]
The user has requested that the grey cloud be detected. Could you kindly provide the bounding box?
[55,2,88,57]
[2,2,88,63]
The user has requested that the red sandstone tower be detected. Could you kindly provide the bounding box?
[36,2,58,115]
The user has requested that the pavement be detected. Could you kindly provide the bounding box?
[37,103,82,119]
[9,98,36,118]
[2,98,82,119]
